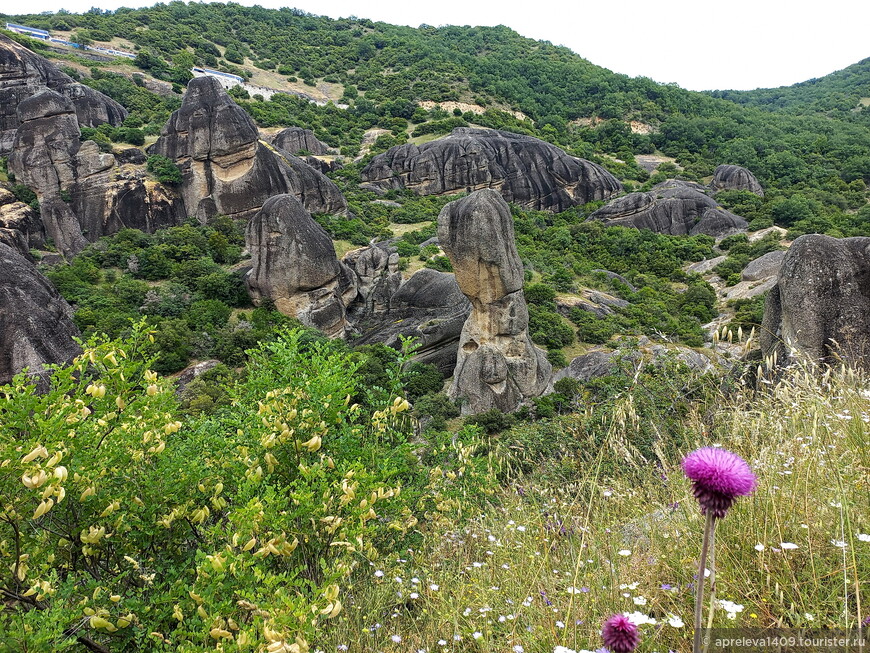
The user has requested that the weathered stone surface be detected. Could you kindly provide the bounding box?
[686,255,727,275]
[0,187,43,256]
[351,268,471,375]
[361,127,622,212]
[438,189,551,414]
[149,76,346,220]
[343,244,402,316]
[554,343,714,383]
[761,235,870,370]
[271,127,332,155]
[0,242,81,385]
[588,179,748,237]
[0,33,126,154]
[711,164,764,197]
[245,194,357,337]
[555,289,628,318]
[72,141,182,240]
[741,250,785,282]
[8,90,87,256]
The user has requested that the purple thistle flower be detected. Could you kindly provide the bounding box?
[682,447,756,518]
[602,614,640,653]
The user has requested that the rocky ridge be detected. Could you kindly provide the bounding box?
[360,127,623,212]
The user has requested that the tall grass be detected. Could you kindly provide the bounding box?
[318,364,868,652]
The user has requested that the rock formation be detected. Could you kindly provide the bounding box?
[711,164,764,197]
[245,194,357,337]
[8,90,88,256]
[149,76,346,221]
[343,244,402,316]
[7,90,182,256]
[271,127,332,155]
[437,189,551,414]
[0,188,42,256]
[0,242,81,385]
[761,234,870,370]
[0,33,126,154]
[588,179,747,237]
[351,268,471,375]
[361,127,622,212]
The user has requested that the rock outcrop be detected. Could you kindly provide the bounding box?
[271,127,332,155]
[351,268,471,375]
[149,77,346,221]
[0,33,126,154]
[7,90,182,256]
[588,179,747,237]
[361,127,622,212]
[554,341,714,383]
[741,250,785,282]
[343,244,402,316]
[761,235,870,370]
[245,194,357,337]
[0,188,42,256]
[8,90,88,256]
[711,164,764,197]
[438,189,551,414]
[0,242,81,385]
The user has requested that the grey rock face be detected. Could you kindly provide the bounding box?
[271,127,332,155]
[361,127,622,212]
[8,91,182,256]
[343,244,402,316]
[351,268,471,375]
[555,289,628,318]
[0,33,126,155]
[741,250,785,282]
[711,164,764,197]
[245,194,357,337]
[761,235,870,370]
[554,343,713,384]
[8,90,87,256]
[588,179,748,237]
[0,188,43,256]
[150,77,346,220]
[438,189,551,414]
[0,242,81,385]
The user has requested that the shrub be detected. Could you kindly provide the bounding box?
[146,154,182,185]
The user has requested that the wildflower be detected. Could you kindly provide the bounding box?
[391,634,402,643]
[617,549,631,556]
[472,632,483,640]
[624,611,657,626]
[857,533,870,542]
[754,543,765,551]
[632,596,647,606]
[717,599,744,620]
[667,615,684,628]
[429,583,439,591]
[682,447,756,518]
[374,570,384,578]
[514,646,525,653]
[780,542,799,550]
[438,640,447,646]
[602,614,640,653]
[554,647,577,653]
[831,539,847,548]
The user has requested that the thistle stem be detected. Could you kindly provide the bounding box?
[694,512,716,653]
[704,524,717,653]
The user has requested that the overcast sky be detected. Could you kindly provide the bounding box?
[9,0,870,91]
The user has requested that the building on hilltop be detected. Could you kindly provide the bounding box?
[5,23,50,40]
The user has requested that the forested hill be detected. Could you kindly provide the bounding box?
[710,57,870,121]
[3,2,870,236]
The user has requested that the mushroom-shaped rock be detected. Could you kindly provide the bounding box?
[0,32,126,154]
[761,235,870,370]
[437,189,551,414]
[150,76,346,220]
[245,195,357,337]
[0,242,82,385]
[361,127,622,212]
[711,165,764,197]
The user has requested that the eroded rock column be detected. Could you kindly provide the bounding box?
[437,189,551,414]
